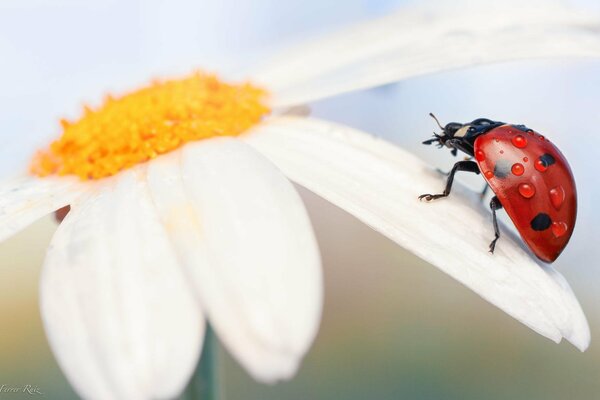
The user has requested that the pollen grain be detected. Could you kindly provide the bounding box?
[30,72,270,180]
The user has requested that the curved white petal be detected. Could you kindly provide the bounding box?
[146,138,322,382]
[253,2,600,107]
[242,116,590,351]
[0,175,85,242]
[41,168,203,400]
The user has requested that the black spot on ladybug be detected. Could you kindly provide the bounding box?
[538,153,556,168]
[493,159,512,178]
[511,124,534,133]
[530,213,552,231]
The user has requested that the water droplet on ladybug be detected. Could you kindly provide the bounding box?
[499,150,504,154]
[511,163,524,176]
[475,149,486,161]
[535,153,555,173]
[539,135,545,141]
[523,157,529,162]
[484,171,494,179]
[518,183,536,198]
[512,135,527,148]
[549,186,566,210]
[551,221,568,238]
[495,138,500,143]
[535,160,547,172]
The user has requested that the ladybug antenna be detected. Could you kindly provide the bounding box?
[429,113,445,132]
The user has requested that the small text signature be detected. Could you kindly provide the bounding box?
[0,384,44,396]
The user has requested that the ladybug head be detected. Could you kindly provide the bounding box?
[422,113,465,156]
[423,114,502,157]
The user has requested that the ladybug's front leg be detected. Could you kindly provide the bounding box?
[489,196,503,253]
[419,160,480,201]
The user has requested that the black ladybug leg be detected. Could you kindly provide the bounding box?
[480,184,490,199]
[489,196,503,253]
[419,161,480,201]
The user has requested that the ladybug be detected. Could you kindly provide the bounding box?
[419,113,576,263]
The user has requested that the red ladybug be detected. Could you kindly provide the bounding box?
[419,114,576,263]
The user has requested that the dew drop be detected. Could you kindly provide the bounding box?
[511,163,525,176]
[484,171,494,179]
[475,149,486,161]
[539,135,545,141]
[534,160,547,172]
[512,135,527,148]
[551,221,568,238]
[549,186,566,210]
[495,138,500,143]
[499,150,504,154]
[518,183,536,198]
[523,157,529,162]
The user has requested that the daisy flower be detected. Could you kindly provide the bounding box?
[2,3,599,399]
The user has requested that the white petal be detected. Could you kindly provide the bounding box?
[146,138,322,382]
[0,175,85,242]
[40,168,204,400]
[242,116,590,351]
[253,2,600,107]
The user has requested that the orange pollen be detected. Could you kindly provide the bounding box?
[30,72,270,180]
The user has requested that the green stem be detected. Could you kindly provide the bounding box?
[181,325,221,400]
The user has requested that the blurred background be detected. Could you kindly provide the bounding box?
[1,0,600,399]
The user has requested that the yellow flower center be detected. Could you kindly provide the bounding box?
[30,72,270,180]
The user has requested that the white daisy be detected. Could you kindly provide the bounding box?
[2,3,599,399]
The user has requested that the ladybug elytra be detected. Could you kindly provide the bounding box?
[420,114,576,263]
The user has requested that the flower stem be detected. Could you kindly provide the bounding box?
[181,325,221,400]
